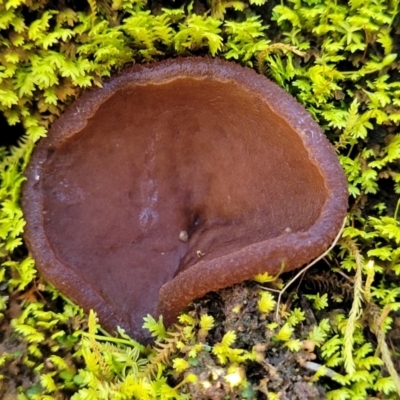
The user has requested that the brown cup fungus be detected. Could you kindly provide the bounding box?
[23,58,348,342]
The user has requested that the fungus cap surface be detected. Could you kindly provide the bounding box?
[23,57,348,342]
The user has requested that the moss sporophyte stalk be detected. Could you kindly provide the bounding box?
[0,0,400,399]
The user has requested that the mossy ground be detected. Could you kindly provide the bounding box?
[0,0,400,399]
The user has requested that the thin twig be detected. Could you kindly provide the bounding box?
[275,217,347,321]
[257,285,282,293]
[334,268,353,282]
[303,361,338,379]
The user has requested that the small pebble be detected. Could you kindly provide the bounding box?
[197,250,205,258]
[179,230,188,242]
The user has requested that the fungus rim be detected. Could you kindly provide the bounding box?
[22,57,348,336]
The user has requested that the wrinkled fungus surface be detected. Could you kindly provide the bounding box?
[23,58,348,342]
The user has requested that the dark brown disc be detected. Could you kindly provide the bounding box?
[22,58,348,342]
